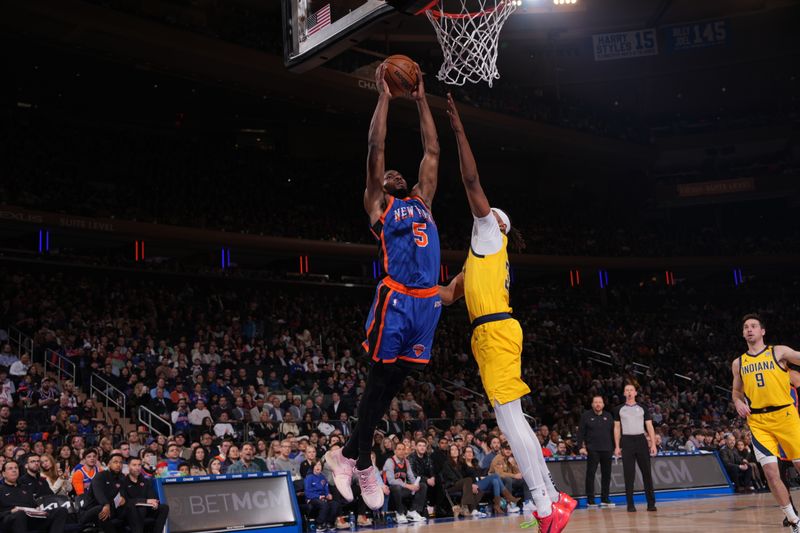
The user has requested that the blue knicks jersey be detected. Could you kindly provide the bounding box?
[371,195,440,289]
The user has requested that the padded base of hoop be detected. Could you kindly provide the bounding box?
[386,0,439,15]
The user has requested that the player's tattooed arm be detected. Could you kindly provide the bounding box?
[412,63,440,207]
[731,358,751,418]
[445,93,490,218]
[438,272,464,306]
[365,64,391,223]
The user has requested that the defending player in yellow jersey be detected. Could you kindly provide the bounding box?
[438,93,572,533]
[732,313,800,533]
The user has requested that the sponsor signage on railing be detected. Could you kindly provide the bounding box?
[157,472,301,533]
[546,452,730,497]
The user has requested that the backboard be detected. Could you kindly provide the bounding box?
[282,0,397,72]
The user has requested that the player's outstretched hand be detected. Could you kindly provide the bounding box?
[410,63,425,101]
[375,63,392,98]
[446,92,463,133]
[734,398,751,418]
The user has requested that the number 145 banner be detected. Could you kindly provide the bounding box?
[663,19,729,53]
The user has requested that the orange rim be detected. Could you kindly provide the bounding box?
[416,0,509,19]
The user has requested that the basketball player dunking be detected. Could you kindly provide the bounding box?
[438,93,573,533]
[324,62,442,513]
[732,314,800,533]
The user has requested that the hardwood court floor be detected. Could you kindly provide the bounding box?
[412,493,793,532]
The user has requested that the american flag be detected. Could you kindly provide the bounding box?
[306,4,331,37]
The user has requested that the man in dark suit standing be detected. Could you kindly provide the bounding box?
[326,392,350,419]
[577,396,615,508]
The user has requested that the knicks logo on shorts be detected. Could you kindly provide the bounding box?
[413,344,425,357]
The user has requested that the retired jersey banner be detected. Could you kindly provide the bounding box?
[592,28,658,61]
[664,19,729,53]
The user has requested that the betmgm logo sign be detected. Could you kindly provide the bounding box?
[164,477,297,532]
[550,454,728,497]
[178,489,287,515]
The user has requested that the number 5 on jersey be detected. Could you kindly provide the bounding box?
[413,222,428,247]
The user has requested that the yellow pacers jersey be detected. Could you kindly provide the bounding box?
[740,346,794,410]
[463,234,512,322]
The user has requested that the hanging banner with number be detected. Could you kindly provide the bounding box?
[592,28,658,61]
[663,19,729,52]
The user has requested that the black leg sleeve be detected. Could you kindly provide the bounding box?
[343,362,412,469]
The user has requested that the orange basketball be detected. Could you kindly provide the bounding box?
[383,55,418,97]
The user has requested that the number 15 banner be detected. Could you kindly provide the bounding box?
[592,28,658,61]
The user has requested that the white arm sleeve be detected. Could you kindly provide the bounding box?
[470,212,503,256]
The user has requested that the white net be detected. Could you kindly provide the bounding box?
[425,0,518,87]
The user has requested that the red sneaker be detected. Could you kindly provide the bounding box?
[536,504,571,533]
[557,492,577,513]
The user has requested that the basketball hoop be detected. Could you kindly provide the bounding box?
[420,0,518,87]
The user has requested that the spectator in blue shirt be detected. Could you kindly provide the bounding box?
[304,460,339,532]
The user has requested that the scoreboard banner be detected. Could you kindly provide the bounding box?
[592,28,658,61]
[156,471,302,533]
[546,452,731,497]
[664,19,729,53]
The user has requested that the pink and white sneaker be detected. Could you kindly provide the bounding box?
[355,465,384,510]
[324,448,356,502]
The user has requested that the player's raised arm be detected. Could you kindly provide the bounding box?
[445,93,490,218]
[365,64,392,223]
[731,358,751,418]
[410,64,439,207]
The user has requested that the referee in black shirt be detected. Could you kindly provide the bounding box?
[613,383,657,512]
[577,396,615,507]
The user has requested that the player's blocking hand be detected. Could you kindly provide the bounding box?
[375,64,392,99]
[446,93,463,133]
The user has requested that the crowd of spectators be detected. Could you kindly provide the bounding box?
[1,262,799,526]
[4,108,799,258]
